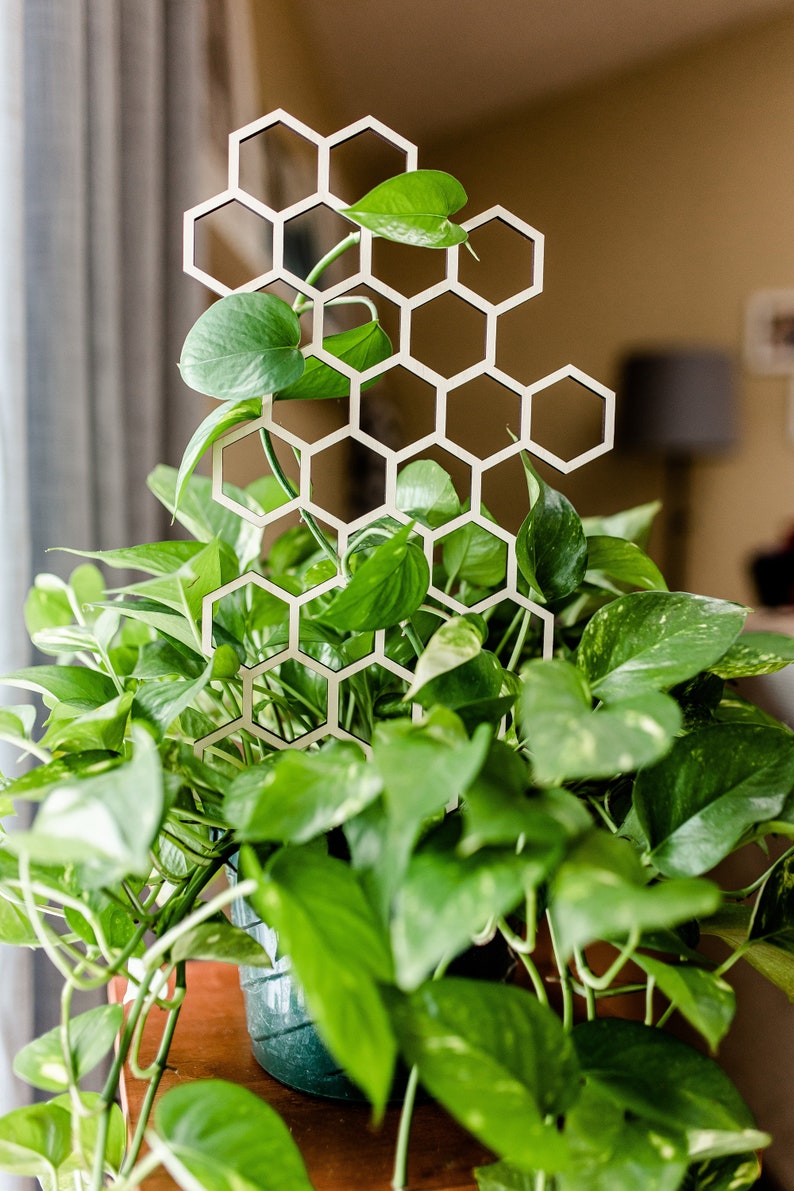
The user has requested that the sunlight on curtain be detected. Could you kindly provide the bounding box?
[0,2,33,1187]
[0,5,210,1185]
[0,1,275,1177]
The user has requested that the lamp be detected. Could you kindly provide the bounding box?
[618,349,737,590]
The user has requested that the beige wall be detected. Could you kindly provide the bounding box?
[235,4,794,606]
[425,13,794,605]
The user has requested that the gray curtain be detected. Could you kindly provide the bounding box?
[0,4,33,1180]
[24,0,207,574]
[0,4,211,1186]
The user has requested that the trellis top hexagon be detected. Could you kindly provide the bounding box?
[451,206,545,314]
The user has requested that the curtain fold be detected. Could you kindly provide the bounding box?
[0,7,210,1185]
[0,6,33,1188]
[24,0,207,576]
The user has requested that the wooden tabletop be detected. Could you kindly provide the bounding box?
[114,962,491,1190]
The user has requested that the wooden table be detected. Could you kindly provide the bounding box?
[115,962,491,1190]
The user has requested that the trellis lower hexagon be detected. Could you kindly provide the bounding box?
[525,364,616,473]
[185,112,616,750]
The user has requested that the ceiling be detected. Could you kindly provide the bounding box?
[294,0,794,142]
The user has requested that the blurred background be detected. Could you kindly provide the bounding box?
[4,2,794,1188]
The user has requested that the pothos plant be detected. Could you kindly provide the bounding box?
[1,167,794,1191]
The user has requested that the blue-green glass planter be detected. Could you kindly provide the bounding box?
[230,895,366,1100]
[230,867,515,1101]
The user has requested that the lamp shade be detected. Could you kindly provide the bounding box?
[618,349,737,453]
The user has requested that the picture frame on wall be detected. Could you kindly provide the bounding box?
[745,288,794,375]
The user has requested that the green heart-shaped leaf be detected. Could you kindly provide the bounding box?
[573,1019,768,1160]
[396,459,461,528]
[520,658,680,784]
[0,1102,72,1179]
[406,616,484,699]
[154,1080,313,1191]
[550,831,720,958]
[342,170,468,248]
[584,535,667,594]
[577,591,748,699]
[240,846,396,1114]
[517,459,587,602]
[276,320,392,400]
[328,523,429,630]
[710,630,794,679]
[392,837,558,989]
[13,1005,123,1092]
[226,741,382,844]
[631,954,735,1053]
[634,723,794,877]
[8,726,163,887]
[174,397,262,510]
[388,978,578,1170]
[169,920,271,967]
[179,293,303,402]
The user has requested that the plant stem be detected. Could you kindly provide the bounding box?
[145,878,258,968]
[575,930,640,992]
[497,918,548,1008]
[402,618,425,659]
[90,1093,112,1191]
[506,608,534,673]
[391,1065,420,1191]
[258,428,339,566]
[123,965,187,1171]
[575,954,597,1021]
[292,231,361,312]
[723,843,794,899]
[391,955,452,1190]
[547,916,575,1030]
[493,604,523,661]
[324,293,379,319]
[113,1148,164,1191]
[714,941,754,978]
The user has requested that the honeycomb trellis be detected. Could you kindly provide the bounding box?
[183,110,616,755]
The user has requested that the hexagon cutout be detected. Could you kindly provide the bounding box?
[471,594,554,667]
[336,657,412,747]
[430,519,511,612]
[282,204,362,299]
[308,435,388,526]
[271,394,351,449]
[297,590,373,674]
[184,192,276,295]
[370,236,449,303]
[230,112,322,212]
[251,657,330,745]
[261,509,341,593]
[214,419,301,527]
[525,366,616,473]
[393,444,472,530]
[327,134,412,208]
[480,452,533,536]
[194,720,279,767]
[316,284,402,380]
[454,208,544,312]
[191,199,274,293]
[323,117,418,205]
[346,366,437,456]
[444,373,524,465]
[203,574,291,669]
[407,292,489,383]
